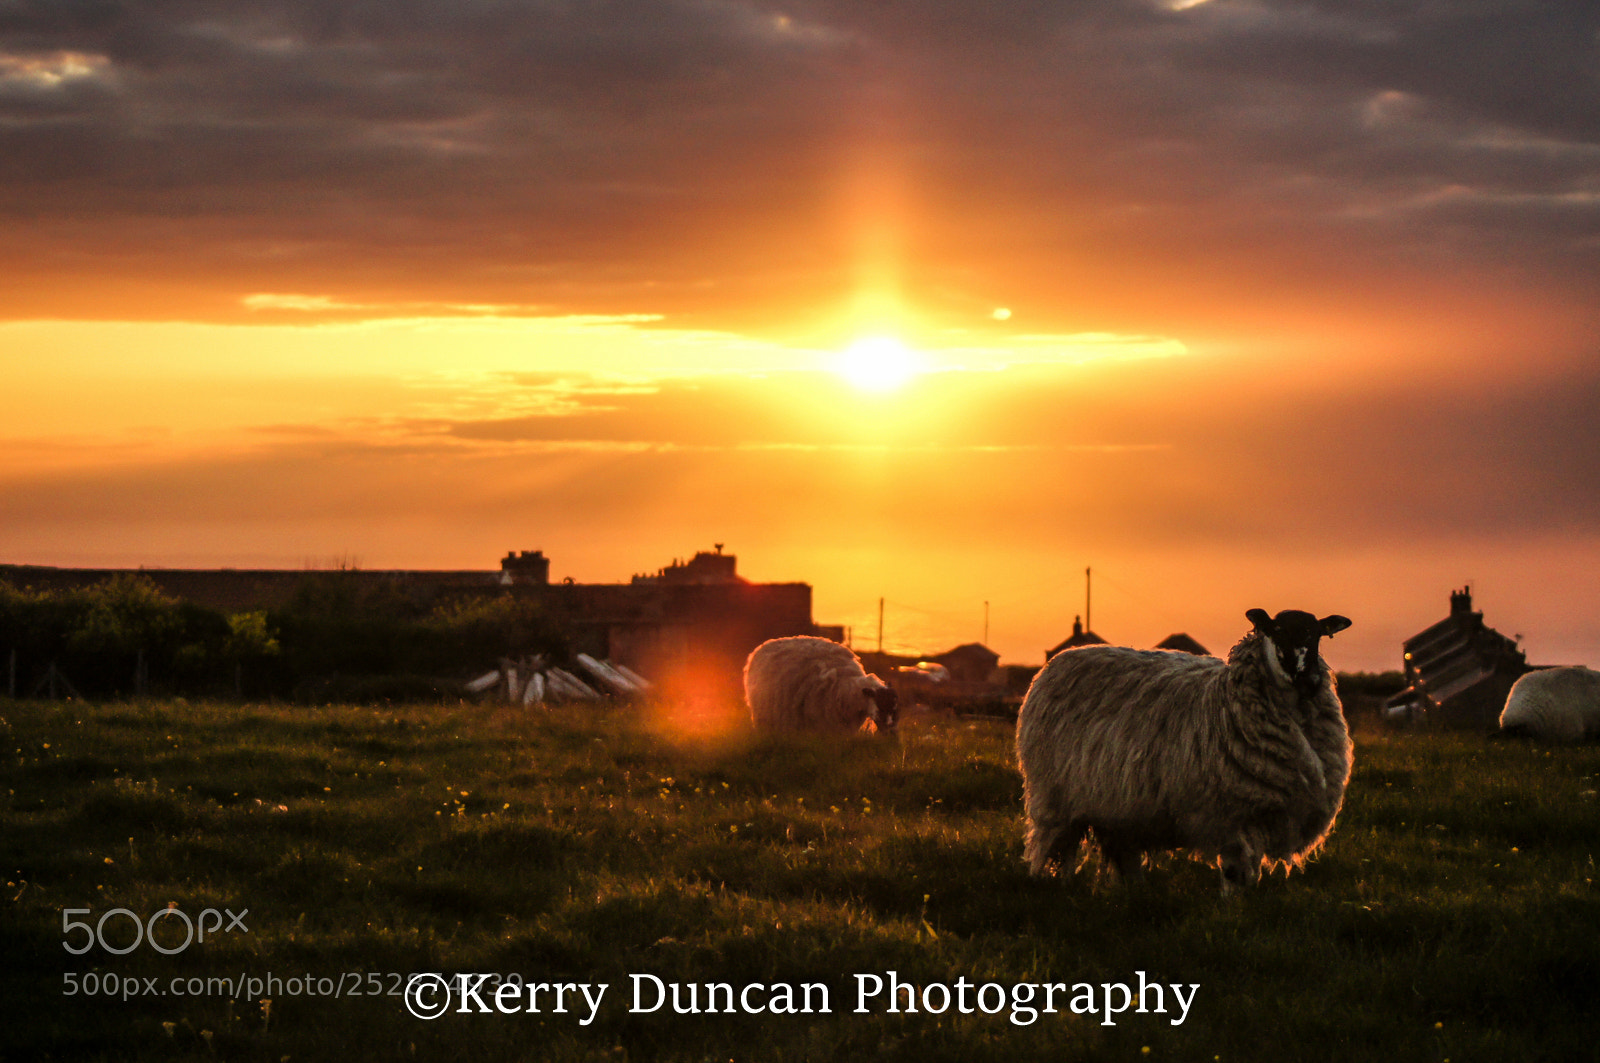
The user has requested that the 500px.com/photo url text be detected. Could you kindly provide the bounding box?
[63,971,411,1002]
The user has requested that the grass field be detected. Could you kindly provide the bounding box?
[3,695,1598,1061]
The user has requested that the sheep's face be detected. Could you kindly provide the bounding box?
[864,683,899,733]
[1247,608,1352,694]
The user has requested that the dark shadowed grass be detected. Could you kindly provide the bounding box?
[2,697,1598,1061]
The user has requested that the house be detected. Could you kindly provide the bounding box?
[1384,586,1530,731]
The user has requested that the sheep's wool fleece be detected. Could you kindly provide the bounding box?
[1016,635,1352,875]
[1500,667,1600,743]
[744,636,883,733]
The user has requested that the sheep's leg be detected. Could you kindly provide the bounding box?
[1024,819,1060,875]
[1218,838,1262,895]
[1022,819,1053,876]
[1099,835,1146,884]
[1025,817,1082,877]
[1050,824,1087,875]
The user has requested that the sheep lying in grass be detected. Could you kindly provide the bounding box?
[1016,608,1353,893]
[744,636,898,735]
[1497,667,1600,743]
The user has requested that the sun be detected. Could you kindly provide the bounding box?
[834,336,919,392]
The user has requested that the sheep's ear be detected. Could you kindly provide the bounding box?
[1320,615,1352,637]
[1246,608,1272,631]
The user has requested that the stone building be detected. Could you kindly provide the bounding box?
[2,546,829,693]
[1384,586,1530,731]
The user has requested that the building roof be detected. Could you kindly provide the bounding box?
[632,545,746,585]
[1047,616,1107,658]
[938,642,1000,663]
[1155,632,1210,656]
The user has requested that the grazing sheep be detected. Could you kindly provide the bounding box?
[1016,608,1352,893]
[1497,667,1600,743]
[744,636,898,735]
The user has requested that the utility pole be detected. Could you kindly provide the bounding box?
[1086,567,1092,633]
[984,601,990,645]
[878,598,885,654]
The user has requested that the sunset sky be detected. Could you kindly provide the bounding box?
[3,1,1598,671]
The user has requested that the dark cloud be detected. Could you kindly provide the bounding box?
[1,1,1597,333]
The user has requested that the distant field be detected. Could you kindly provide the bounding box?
[3,696,1598,1061]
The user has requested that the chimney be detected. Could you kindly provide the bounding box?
[500,549,551,585]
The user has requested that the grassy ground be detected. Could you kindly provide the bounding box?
[2,695,1597,1062]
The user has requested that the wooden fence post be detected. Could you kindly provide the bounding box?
[32,662,83,701]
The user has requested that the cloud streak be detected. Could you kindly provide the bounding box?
[9,351,1598,547]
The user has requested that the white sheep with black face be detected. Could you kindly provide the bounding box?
[1498,666,1600,743]
[744,636,898,735]
[1016,608,1353,893]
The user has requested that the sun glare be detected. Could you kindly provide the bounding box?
[835,336,918,392]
